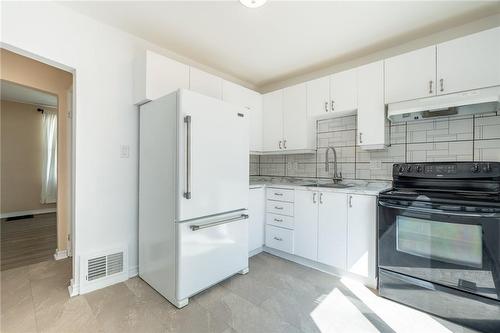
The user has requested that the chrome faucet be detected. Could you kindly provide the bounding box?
[325,146,342,183]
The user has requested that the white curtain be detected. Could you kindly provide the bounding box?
[41,110,57,204]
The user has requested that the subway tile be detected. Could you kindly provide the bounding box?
[286,153,317,164]
[317,146,355,163]
[317,115,356,133]
[355,162,393,180]
[474,139,500,161]
[286,162,317,178]
[407,141,473,162]
[259,163,285,176]
[260,155,285,163]
[249,155,260,163]
[475,114,500,140]
[317,162,355,179]
[388,124,406,145]
[356,144,405,163]
[317,130,356,148]
[250,163,259,176]
[407,117,473,143]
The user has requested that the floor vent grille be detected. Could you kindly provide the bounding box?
[86,251,124,281]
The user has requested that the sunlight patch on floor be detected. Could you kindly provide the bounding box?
[311,288,379,332]
[339,277,453,333]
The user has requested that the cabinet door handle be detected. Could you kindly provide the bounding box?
[429,80,433,94]
[440,78,444,92]
[279,140,282,149]
[273,236,283,241]
[274,192,283,196]
[331,100,335,111]
[274,206,283,210]
[274,218,283,223]
[319,193,323,204]
[183,115,192,199]
[359,132,363,144]
[349,195,352,208]
[313,192,317,203]
[325,101,328,112]
[283,140,287,149]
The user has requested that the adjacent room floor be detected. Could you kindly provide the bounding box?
[0,253,478,333]
[0,213,57,271]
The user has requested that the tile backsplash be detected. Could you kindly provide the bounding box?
[251,112,500,181]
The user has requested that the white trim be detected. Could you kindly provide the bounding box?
[1,208,56,219]
[249,246,264,257]
[68,278,79,297]
[54,249,69,261]
[262,246,377,289]
[128,265,138,278]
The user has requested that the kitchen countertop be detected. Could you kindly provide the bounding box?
[249,176,391,195]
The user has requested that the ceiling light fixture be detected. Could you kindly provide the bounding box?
[240,0,267,9]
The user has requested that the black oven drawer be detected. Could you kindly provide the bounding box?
[379,269,500,333]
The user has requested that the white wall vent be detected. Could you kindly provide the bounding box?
[79,246,128,294]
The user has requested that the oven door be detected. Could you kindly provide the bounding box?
[378,198,500,301]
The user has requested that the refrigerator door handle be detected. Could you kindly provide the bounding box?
[184,115,192,199]
[190,214,249,231]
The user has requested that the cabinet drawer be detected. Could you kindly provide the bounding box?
[266,213,294,230]
[265,225,294,254]
[266,200,294,216]
[266,188,294,202]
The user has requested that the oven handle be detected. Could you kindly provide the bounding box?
[378,200,500,218]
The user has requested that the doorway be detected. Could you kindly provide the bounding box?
[0,49,73,273]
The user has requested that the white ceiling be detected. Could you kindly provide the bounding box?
[61,1,499,88]
[1,80,58,108]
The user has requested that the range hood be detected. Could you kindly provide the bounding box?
[388,86,500,123]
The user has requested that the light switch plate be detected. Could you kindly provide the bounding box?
[120,145,130,158]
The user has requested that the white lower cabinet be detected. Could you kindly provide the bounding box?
[317,192,348,270]
[293,190,319,261]
[266,225,294,253]
[347,194,377,280]
[249,187,265,253]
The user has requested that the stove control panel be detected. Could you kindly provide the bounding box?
[393,162,500,178]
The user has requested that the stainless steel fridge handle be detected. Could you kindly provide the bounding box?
[184,115,192,199]
[378,200,499,218]
[190,214,249,231]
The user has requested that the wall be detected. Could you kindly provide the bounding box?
[1,49,73,254]
[1,100,57,213]
[253,111,500,180]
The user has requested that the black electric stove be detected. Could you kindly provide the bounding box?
[378,162,500,333]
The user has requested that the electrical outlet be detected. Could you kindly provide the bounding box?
[120,145,130,158]
[370,160,382,169]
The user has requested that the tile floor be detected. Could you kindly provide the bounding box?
[0,253,478,333]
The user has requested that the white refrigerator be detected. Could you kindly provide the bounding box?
[139,89,249,308]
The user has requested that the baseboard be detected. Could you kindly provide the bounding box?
[68,278,79,297]
[249,246,264,257]
[262,246,377,289]
[128,265,138,278]
[1,208,56,219]
[54,249,69,261]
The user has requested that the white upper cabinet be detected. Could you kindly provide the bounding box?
[222,80,263,152]
[134,50,189,105]
[437,27,500,95]
[189,67,223,99]
[357,61,386,149]
[330,68,358,113]
[347,194,377,281]
[307,76,331,118]
[317,192,348,270]
[283,83,311,151]
[262,90,284,152]
[384,46,436,104]
[293,190,319,261]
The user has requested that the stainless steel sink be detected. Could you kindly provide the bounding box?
[305,183,353,189]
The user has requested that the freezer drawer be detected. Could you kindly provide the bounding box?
[265,225,294,254]
[176,212,248,301]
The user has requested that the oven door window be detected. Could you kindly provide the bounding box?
[396,216,482,268]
